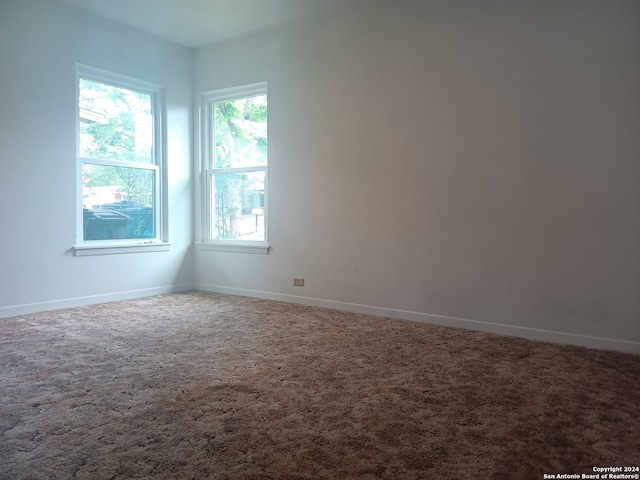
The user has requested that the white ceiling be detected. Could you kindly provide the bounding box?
[56,0,359,48]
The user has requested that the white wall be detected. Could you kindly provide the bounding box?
[0,0,194,314]
[194,0,640,353]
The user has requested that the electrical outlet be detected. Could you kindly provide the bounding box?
[293,278,304,287]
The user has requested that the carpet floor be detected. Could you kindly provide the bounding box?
[1,292,639,479]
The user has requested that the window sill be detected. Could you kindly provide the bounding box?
[195,242,270,255]
[73,242,171,257]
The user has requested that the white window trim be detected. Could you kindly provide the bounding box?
[73,64,169,256]
[74,243,171,257]
[198,81,270,254]
[194,242,269,255]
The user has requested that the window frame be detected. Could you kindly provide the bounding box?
[198,82,269,254]
[74,64,169,256]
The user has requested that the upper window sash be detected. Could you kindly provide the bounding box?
[76,65,163,167]
[200,81,267,170]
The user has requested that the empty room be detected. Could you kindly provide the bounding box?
[1,0,639,478]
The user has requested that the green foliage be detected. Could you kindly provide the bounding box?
[249,103,267,122]
[213,95,267,168]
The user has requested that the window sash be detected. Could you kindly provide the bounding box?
[81,162,159,241]
[206,167,267,243]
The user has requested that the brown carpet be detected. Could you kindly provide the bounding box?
[1,292,639,479]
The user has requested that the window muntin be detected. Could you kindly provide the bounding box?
[203,83,268,245]
[77,66,164,245]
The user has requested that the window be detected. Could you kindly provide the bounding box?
[75,65,166,254]
[200,82,268,252]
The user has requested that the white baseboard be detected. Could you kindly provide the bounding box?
[196,283,640,355]
[3,282,637,355]
[0,283,196,318]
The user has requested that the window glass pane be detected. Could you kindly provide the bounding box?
[213,94,267,168]
[212,171,265,241]
[82,164,155,240]
[79,79,153,164]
